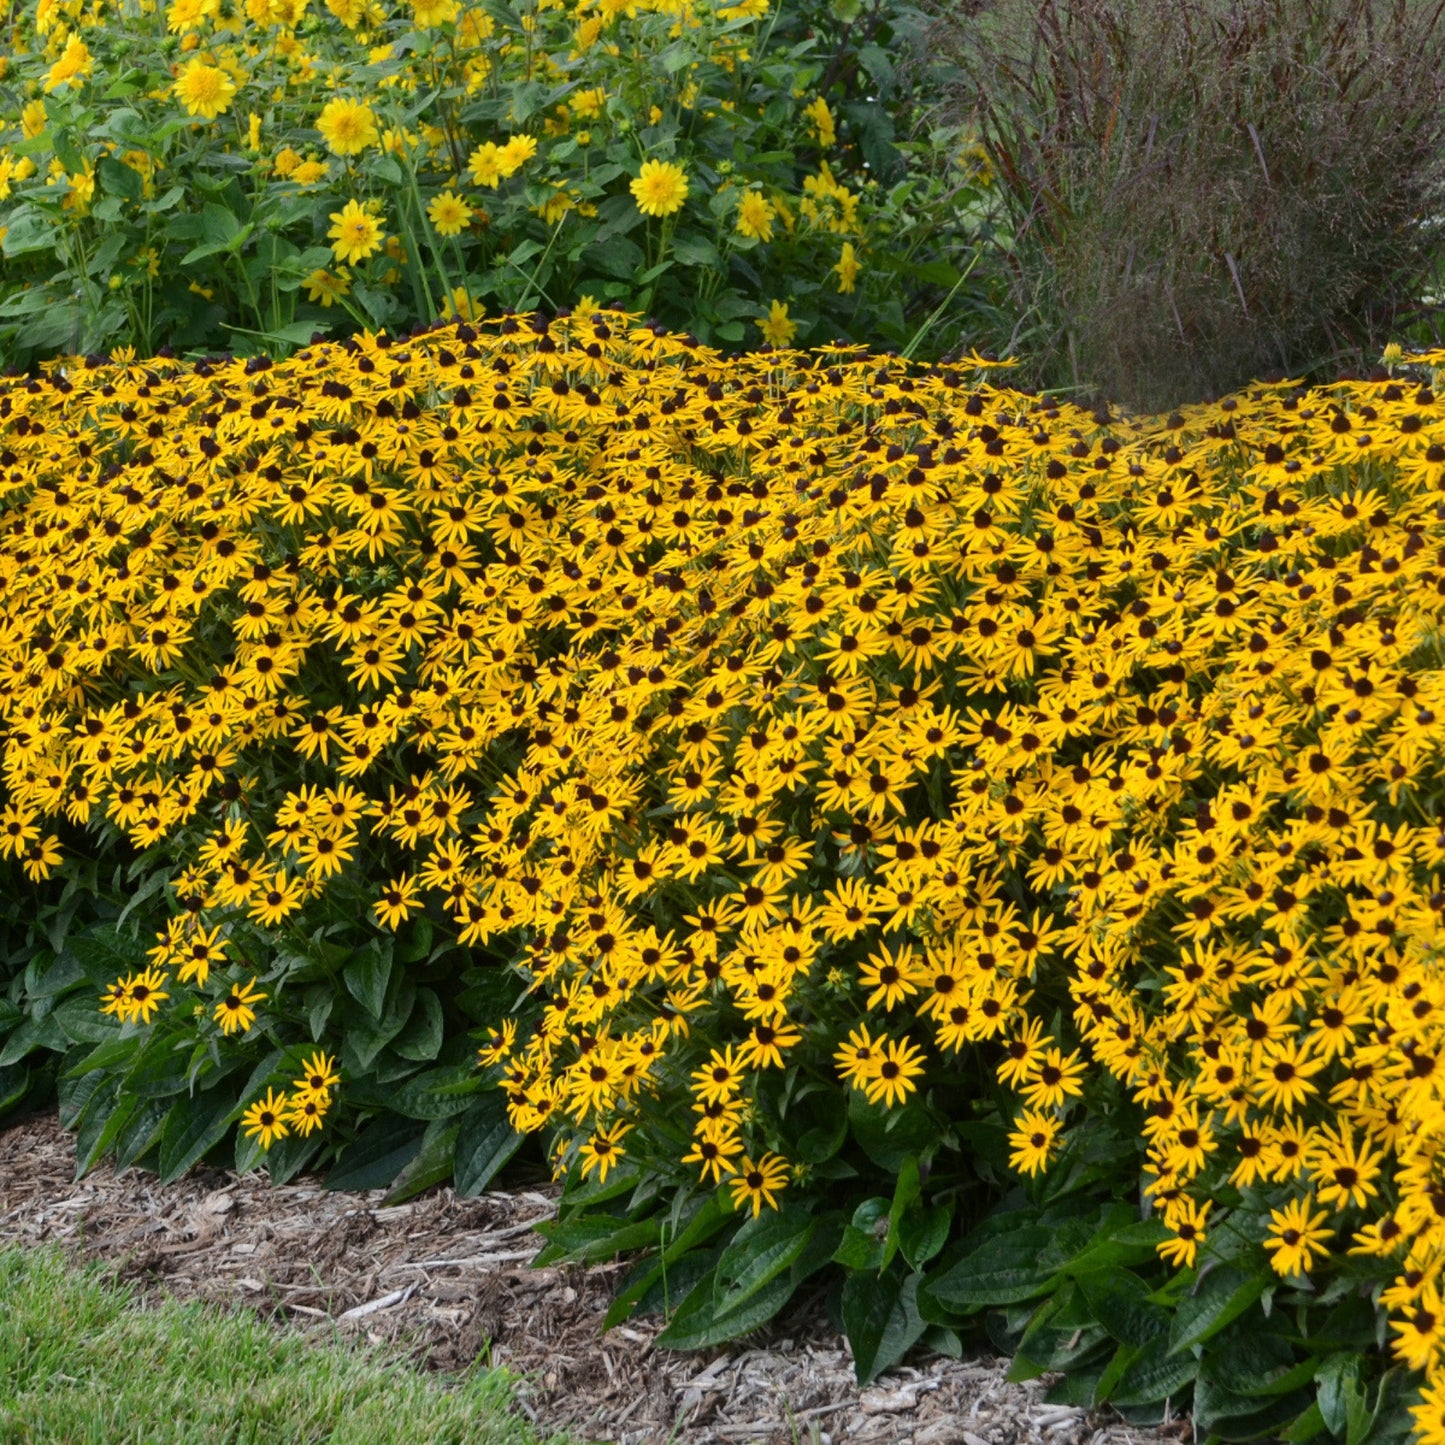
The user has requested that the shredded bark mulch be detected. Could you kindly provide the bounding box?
[0,1114,1184,1445]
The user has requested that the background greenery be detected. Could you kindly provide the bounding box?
[0,0,1008,364]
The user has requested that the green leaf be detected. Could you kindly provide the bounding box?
[97,157,144,202]
[69,927,149,987]
[344,940,393,1019]
[366,1062,477,1121]
[158,1086,237,1183]
[1076,1269,1167,1349]
[1109,1347,1198,1409]
[53,995,121,1046]
[670,234,719,268]
[532,1213,662,1267]
[112,1097,169,1172]
[925,1226,1054,1308]
[452,1090,523,1196]
[897,1201,952,1271]
[881,1156,921,1272]
[27,952,86,998]
[848,1093,935,1172]
[391,988,444,1061]
[842,1269,928,1385]
[1281,1403,1329,1444]
[794,1110,847,1164]
[263,1133,322,1186]
[833,1196,889,1271]
[383,1117,461,1204]
[1169,1264,1268,1355]
[656,1268,794,1351]
[75,1087,137,1176]
[0,1013,66,1067]
[713,1208,814,1317]
[1202,1330,1310,1398]
[591,235,644,280]
[324,1115,425,1191]
[52,129,84,178]
[0,1064,31,1119]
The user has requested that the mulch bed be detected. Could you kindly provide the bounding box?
[0,1113,1184,1445]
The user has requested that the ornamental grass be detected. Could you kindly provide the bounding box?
[5,316,1445,1425]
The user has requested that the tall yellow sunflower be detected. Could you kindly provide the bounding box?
[315,97,378,156]
[630,159,688,218]
[173,58,238,120]
[327,199,384,264]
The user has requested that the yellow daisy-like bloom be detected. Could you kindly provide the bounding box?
[214,976,266,1035]
[286,1091,330,1137]
[291,159,329,187]
[439,286,484,320]
[172,58,237,119]
[411,0,457,24]
[1157,1197,1209,1269]
[327,199,384,265]
[1264,1196,1333,1277]
[304,267,349,306]
[735,190,774,243]
[293,1051,341,1097]
[758,298,797,347]
[833,241,860,294]
[373,872,420,927]
[467,141,505,188]
[729,1152,789,1217]
[241,1088,291,1149]
[499,134,537,173]
[1008,1108,1060,1177]
[859,1035,927,1108]
[803,95,835,147]
[578,1120,630,1182]
[43,34,93,92]
[630,159,688,218]
[315,96,378,156]
[426,190,472,237]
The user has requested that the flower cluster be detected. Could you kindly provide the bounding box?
[4,316,1445,1421]
[0,0,987,361]
[241,1051,339,1145]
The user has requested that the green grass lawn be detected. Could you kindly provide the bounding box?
[0,1248,555,1445]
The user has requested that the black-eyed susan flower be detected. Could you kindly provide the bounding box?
[1264,1196,1333,1277]
[292,1051,341,1097]
[214,977,266,1035]
[1008,1108,1060,1176]
[242,1088,291,1149]
[728,1152,789,1217]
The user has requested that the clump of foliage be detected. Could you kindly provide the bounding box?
[0,0,1001,363]
[3,316,1445,1435]
[928,0,1445,411]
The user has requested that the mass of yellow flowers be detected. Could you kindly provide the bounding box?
[4,314,1445,1426]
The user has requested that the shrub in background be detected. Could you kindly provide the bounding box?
[928,0,1445,410]
[0,0,1004,364]
[5,312,1445,1433]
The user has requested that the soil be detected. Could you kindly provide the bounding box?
[0,1113,1187,1445]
